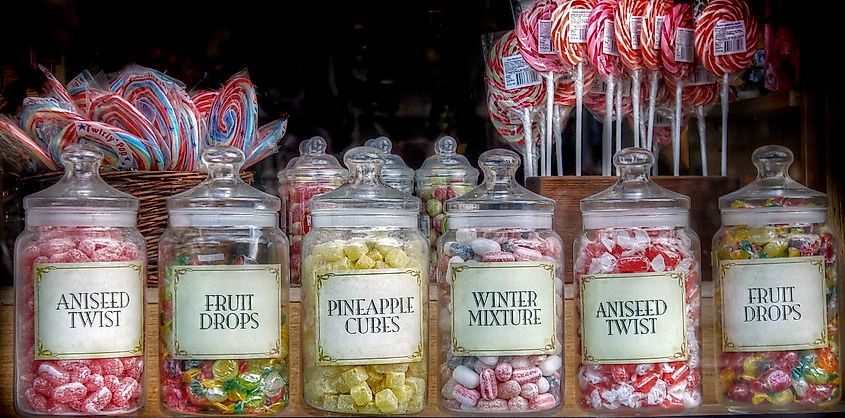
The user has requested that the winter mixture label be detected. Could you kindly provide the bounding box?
[629,16,644,50]
[714,20,746,56]
[675,28,694,63]
[502,54,542,90]
[315,269,424,365]
[653,16,665,49]
[603,20,620,56]
[538,19,554,54]
[580,271,688,364]
[34,262,145,360]
[568,9,591,43]
[450,262,557,356]
[170,264,283,360]
[720,257,828,352]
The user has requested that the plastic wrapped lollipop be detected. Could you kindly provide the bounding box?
[552,69,596,174]
[517,0,570,176]
[640,0,672,151]
[487,91,542,177]
[551,0,596,175]
[0,115,57,173]
[665,70,720,175]
[614,0,648,148]
[19,97,87,150]
[661,2,695,175]
[694,0,759,176]
[587,0,624,175]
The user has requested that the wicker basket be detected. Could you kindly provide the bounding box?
[16,171,254,287]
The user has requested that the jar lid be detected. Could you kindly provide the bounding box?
[720,145,827,225]
[283,136,347,182]
[25,145,138,227]
[277,137,312,183]
[446,149,554,229]
[167,146,280,227]
[310,146,421,228]
[364,136,415,193]
[581,148,690,229]
[415,136,479,185]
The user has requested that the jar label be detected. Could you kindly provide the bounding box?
[315,269,425,365]
[580,271,688,364]
[169,264,283,360]
[720,256,828,352]
[449,262,557,356]
[34,262,145,360]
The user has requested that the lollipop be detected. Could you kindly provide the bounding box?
[51,121,159,170]
[88,91,169,169]
[517,0,569,176]
[206,70,258,154]
[0,115,58,172]
[694,0,759,176]
[190,90,218,118]
[551,0,596,175]
[641,0,672,150]
[172,89,203,171]
[19,97,87,150]
[245,118,289,169]
[662,2,695,175]
[66,70,97,117]
[38,65,79,114]
[587,0,623,175]
[614,0,648,147]
[665,71,721,175]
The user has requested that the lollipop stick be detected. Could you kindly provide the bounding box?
[521,108,536,179]
[646,70,659,151]
[673,83,682,176]
[615,80,622,155]
[553,105,563,176]
[631,69,642,148]
[654,143,661,175]
[575,62,584,176]
[602,77,616,176]
[696,106,708,176]
[721,73,729,176]
[544,72,554,176]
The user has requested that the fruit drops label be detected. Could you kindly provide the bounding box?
[170,264,283,360]
[34,262,145,360]
[315,269,424,365]
[580,271,688,364]
[450,261,557,356]
[720,256,828,352]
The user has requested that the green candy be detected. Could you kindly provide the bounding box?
[762,239,789,258]
[239,372,262,391]
[244,392,266,408]
[804,366,829,385]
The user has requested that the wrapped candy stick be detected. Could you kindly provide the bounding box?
[0,115,58,172]
[19,97,87,150]
[614,0,648,148]
[661,2,695,175]
[641,0,672,150]
[245,118,289,169]
[587,0,624,175]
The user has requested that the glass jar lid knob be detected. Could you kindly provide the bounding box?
[479,148,520,186]
[344,146,386,186]
[614,147,653,182]
[61,144,103,179]
[753,145,792,179]
[202,146,244,179]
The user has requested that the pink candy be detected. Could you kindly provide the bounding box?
[482,251,516,262]
[453,384,481,407]
[512,367,543,384]
[38,362,70,386]
[497,380,522,399]
[529,393,557,410]
[476,398,509,412]
[479,369,498,400]
[495,362,513,381]
[508,395,529,411]
[53,382,87,403]
[520,382,539,399]
[82,386,113,413]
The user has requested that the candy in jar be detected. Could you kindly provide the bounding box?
[300,147,428,414]
[365,136,415,194]
[437,149,564,413]
[158,147,290,415]
[415,136,479,281]
[713,145,840,411]
[277,137,312,235]
[573,148,702,412]
[279,136,346,285]
[14,145,146,415]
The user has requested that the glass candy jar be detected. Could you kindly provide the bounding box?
[158,147,290,415]
[280,137,346,286]
[15,145,147,415]
[573,148,702,413]
[365,136,415,194]
[713,145,840,411]
[416,136,479,281]
[277,138,312,235]
[300,147,428,415]
[437,149,564,413]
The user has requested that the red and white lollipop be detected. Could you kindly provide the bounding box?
[662,2,695,175]
[640,0,672,150]
[587,0,623,175]
[614,0,648,147]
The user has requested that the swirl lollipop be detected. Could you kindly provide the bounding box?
[662,2,695,175]
[0,116,58,172]
[517,0,570,176]
[207,70,258,156]
[190,90,218,118]
[173,89,203,171]
[88,91,169,169]
[551,0,596,175]
[19,97,87,150]
[641,0,672,150]
[694,0,759,175]
[52,121,159,170]
[38,65,80,115]
[614,0,648,148]
[245,118,289,169]
[587,0,623,175]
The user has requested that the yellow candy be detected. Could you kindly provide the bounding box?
[375,261,390,269]
[385,371,405,389]
[343,241,369,261]
[374,363,409,373]
[323,394,339,410]
[366,248,383,262]
[316,243,345,262]
[752,393,770,405]
[788,247,800,257]
[366,370,383,387]
[719,368,736,390]
[769,389,795,406]
[306,377,337,397]
[356,402,380,414]
[183,368,200,383]
[350,382,373,406]
[375,388,399,413]
[406,376,426,396]
[730,249,751,260]
[228,390,246,402]
[337,394,356,412]
[214,402,236,413]
[355,254,376,269]
[247,359,274,374]
[331,376,350,394]
[408,361,426,376]
[342,366,369,386]
[393,384,413,403]
[212,359,239,381]
[742,355,763,379]
[386,248,410,268]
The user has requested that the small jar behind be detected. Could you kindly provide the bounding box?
[437,149,564,414]
[158,147,290,415]
[415,136,479,281]
[713,145,840,411]
[300,147,428,415]
[281,137,346,286]
[573,148,702,413]
[277,138,312,235]
[365,136,415,194]
[15,145,147,415]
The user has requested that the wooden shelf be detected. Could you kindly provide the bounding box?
[706,90,802,119]
[1,286,843,416]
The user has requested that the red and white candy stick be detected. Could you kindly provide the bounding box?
[38,65,80,115]
[641,0,672,151]
[695,0,759,176]
[551,0,595,176]
[587,0,624,175]
[661,2,694,175]
[517,0,569,176]
[0,115,58,172]
[614,0,648,148]
[88,91,170,169]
